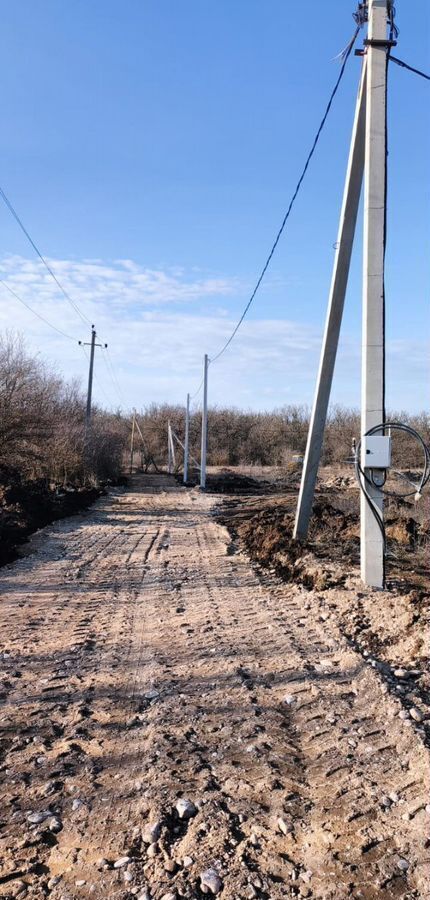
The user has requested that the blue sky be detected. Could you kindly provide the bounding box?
[1,0,429,412]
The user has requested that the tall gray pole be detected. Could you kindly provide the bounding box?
[294,62,367,539]
[183,393,190,484]
[85,326,96,426]
[200,354,209,489]
[361,0,388,588]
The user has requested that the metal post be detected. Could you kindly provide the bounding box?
[183,393,190,484]
[200,354,209,489]
[85,327,96,426]
[130,412,136,475]
[294,61,367,539]
[361,0,388,588]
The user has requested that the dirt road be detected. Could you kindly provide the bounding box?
[1,476,429,900]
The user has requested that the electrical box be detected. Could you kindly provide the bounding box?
[362,435,392,469]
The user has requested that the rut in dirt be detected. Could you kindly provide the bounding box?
[0,474,429,900]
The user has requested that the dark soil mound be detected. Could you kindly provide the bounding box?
[0,466,110,567]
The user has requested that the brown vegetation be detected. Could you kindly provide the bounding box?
[0,334,128,563]
[135,402,430,473]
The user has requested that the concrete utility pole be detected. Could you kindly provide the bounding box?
[361,0,388,587]
[79,326,107,427]
[200,354,209,489]
[294,60,367,540]
[294,0,391,588]
[183,393,190,484]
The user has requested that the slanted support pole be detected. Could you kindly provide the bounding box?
[361,0,388,588]
[167,420,173,474]
[200,354,209,489]
[130,411,136,475]
[294,60,367,539]
[183,393,190,484]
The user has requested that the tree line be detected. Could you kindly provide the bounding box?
[1,333,428,489]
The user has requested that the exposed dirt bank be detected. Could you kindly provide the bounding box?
[0,468,127,568]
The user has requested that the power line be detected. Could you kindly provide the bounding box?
[106,348,125,403]
[0,185,92,326]
[209,25,360,365]
[189,373,205,400]
[100,348,125,406]
[0,279,79,343]
[390,55,430,81]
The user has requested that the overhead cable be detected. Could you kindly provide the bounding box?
[209,23,360,365]
[100,348,125,406]
[189,373,205,400]
[389,55,430,81]
[0,185,92,326]
[1,279,79,343]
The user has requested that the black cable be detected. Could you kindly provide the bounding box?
[0,279,79,343]
[354,423,430,561]
[0,185,92,326]
[209,25,360,364]
[389,55,430,81]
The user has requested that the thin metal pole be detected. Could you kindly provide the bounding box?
[170,424,176,469]
[183,393,190,484]
[361,0,388,588]
[200,354,209,489]
[130,412,136,475]
[294,61,367,539]
[85,327,96,426]
[167,420,172,474]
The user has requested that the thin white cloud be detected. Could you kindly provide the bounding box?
[0,254,428,413]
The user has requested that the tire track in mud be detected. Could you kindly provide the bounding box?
[0,477,429,900]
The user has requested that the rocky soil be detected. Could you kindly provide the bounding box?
[0,474,429,900]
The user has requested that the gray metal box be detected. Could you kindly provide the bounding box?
[362,435,392,469]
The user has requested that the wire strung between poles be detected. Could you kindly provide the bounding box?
[0,185,93,326]
[389,55,430,81]
[0,279,79,343]
[209,23,361,365]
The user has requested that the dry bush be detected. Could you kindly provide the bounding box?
[135,403,429,473]
[0,334,128,487]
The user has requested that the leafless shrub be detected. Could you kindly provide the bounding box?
[0,334,128,486]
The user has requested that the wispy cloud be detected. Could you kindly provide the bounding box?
[0,254,428,413]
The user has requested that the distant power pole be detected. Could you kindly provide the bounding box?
[200,354,209,489]
[79,326,107,427]
[183,393,190,484]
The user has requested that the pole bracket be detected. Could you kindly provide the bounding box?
[363,38,397,48]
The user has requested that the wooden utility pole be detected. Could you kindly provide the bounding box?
[183,393,190,484]
[294,60,367,539]
[361,0,388,587]
[200,354,209,489]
